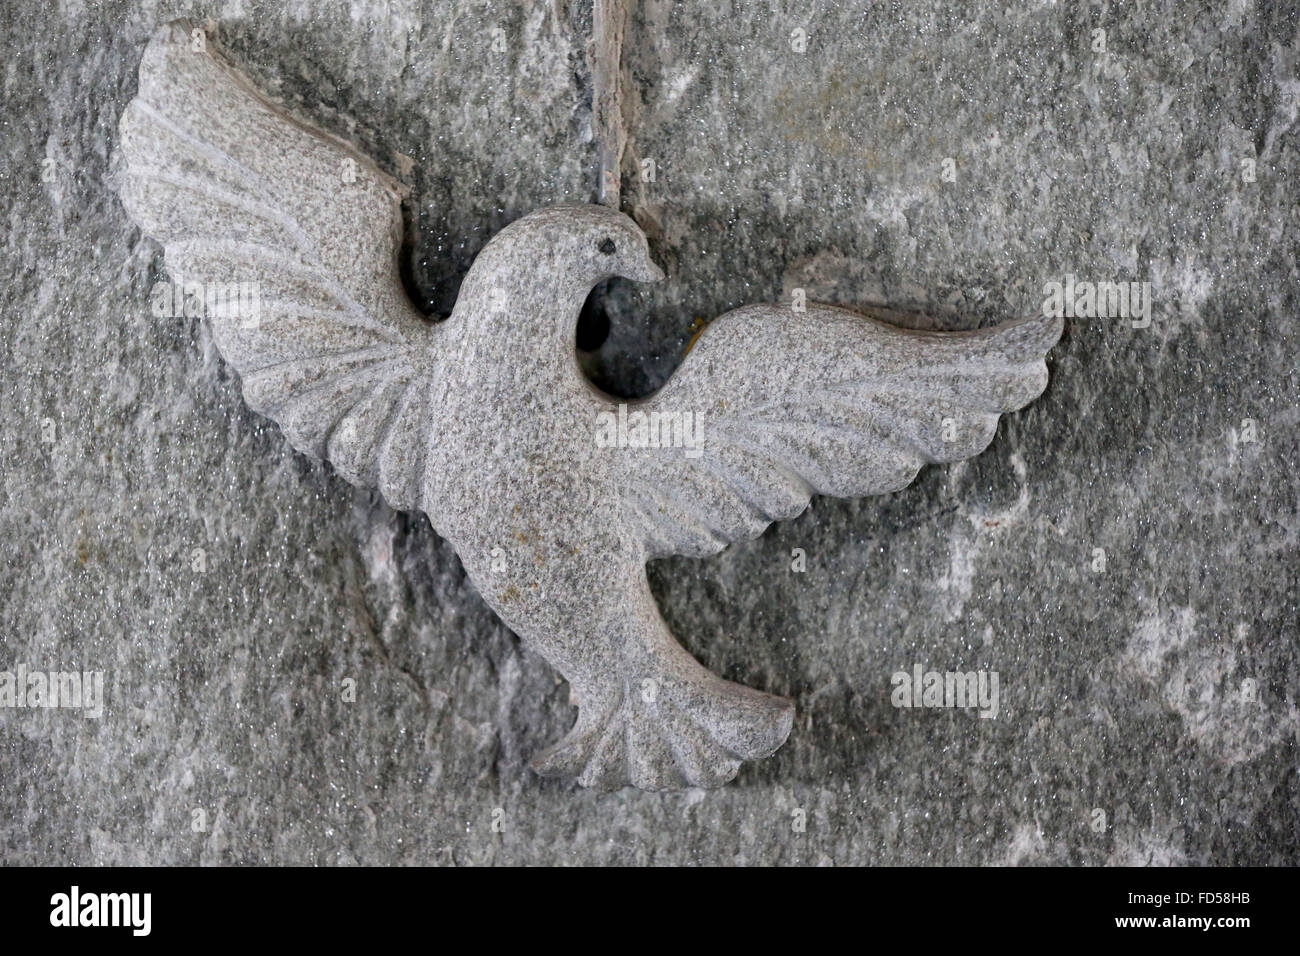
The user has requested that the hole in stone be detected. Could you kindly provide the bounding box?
[576,282,612,352]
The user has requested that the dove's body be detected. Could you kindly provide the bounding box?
[428,242,627,684]
[118,22,1062,789]
[424,214,798,787]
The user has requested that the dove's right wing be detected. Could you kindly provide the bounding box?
[615,306,1062,559]
[118,21,438,512]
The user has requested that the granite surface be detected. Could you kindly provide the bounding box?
[1,0,1296,864]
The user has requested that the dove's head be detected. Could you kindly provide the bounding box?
[459,204,665,353]
[481,203,664,289]
[556,204,665,285]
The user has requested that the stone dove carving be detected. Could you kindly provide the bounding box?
[118,21,1062,790]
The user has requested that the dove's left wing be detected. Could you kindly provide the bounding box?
[614,305,1062,559]
[118,21,439,512]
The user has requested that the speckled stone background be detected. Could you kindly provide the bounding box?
[1,0,1297,865]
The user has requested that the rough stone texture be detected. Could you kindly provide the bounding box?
[1,0,1297,862]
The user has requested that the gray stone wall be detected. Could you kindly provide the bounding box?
[1,0,1296,864]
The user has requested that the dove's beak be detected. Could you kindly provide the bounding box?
[625,258,666,284]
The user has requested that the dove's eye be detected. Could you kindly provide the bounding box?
[597,237,616,255]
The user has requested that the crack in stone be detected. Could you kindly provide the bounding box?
[589,0,627,207]
[343,554,432,716]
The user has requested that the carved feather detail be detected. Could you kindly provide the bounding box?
[118,22,435,513]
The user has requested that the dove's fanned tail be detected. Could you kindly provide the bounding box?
[531,653,794,791]
[529,580,794,791]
